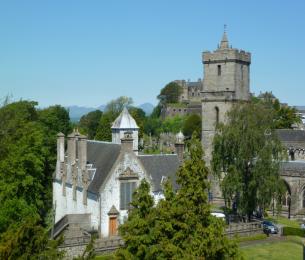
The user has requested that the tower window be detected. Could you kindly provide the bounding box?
[241,65,244,80]
[215,107,219,125]
[217,65,221,76]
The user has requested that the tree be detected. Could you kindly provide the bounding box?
[253,92,301,129]
[212,102,285,220]
[0,100,66,258]
[160,133,238,259]
[105,96,133,119]
[118,134,239,259]
[129,107,146,139]
[116,179,156,259]
[0,216,64,259]
[161,115,185,134]
[78,110,103,139]
[158,82,182,104]
[95,113,113,141]
[183,114,202,138]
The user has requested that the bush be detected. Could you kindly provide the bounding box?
[282,227,305,237]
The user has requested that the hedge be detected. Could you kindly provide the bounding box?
[282,226,305,237]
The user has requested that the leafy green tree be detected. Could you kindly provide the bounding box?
[95,113,113,141]
[253,92,301,129]
[129,107,146,139]
[78,110,103,139]
[183,113,202,138]
[0,216,64,260]
[0,100,66,257]
[116,179,156,259]
[161,115,185,134]
[105,96,133,119]
[158,82,182,104]
[212,102,285,219]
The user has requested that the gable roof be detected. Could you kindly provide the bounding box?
[138,154,180,192]
[87,141,121,193]
[276,129,305,143]
[280,161,305,172]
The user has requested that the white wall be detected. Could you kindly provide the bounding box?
[53,181,99,231]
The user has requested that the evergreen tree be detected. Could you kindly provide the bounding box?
[118,134,240,259]
[161,133,239,259]
[116,179,155,259]
[95,113,113,141]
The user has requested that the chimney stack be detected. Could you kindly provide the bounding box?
[175,131,185,163]
[67,129,79,164]
[78,134,87,170]
[57,132,65,163]
[121,131,134,152]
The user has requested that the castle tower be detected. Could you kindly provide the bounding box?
[111,107,139,154]
[201,29,251,164]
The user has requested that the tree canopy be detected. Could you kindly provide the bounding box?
[253,91,301,129]
[158,82,182,104]
[79,110,103,139]
[0,100,70,258]
[212,102,285,219]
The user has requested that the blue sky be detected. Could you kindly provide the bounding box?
[0,1,304,107]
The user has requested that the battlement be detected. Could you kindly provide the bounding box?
[202,48,251,64]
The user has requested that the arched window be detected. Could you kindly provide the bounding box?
[215,107,219,125]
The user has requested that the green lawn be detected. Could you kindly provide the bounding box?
[95,255,115,260]
[240,237,303,260]
[266,216,300,228]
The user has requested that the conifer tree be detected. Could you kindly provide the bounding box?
[116,179,156,259]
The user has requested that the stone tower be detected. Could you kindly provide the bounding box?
[201,30,251,164]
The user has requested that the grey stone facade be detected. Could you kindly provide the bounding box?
[201,31,251,164]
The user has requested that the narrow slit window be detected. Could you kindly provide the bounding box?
[217,65,221,76]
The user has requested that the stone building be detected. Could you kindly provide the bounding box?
[201,31,251,163]
[53,109,183,239]
[277,129,305,218]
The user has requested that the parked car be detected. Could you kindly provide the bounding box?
[262,220,278,234]
[211,212,226,220]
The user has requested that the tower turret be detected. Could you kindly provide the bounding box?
[111,107,139,154]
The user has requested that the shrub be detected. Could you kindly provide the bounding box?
[282,227,305,237]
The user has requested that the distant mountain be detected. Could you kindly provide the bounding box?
[138,103,154,115]
[67,106,102,122]
[67,103,154,122]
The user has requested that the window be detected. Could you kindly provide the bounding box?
[241,65,244,80]
[217,65,221,76]
[120,182,136,210]
[215,107,219,125]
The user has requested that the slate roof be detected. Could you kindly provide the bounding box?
[111,107,139,129]
[138,154,180,191]
[87,141,121,193]
[276,129,305,143]
[280,161,305,172]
